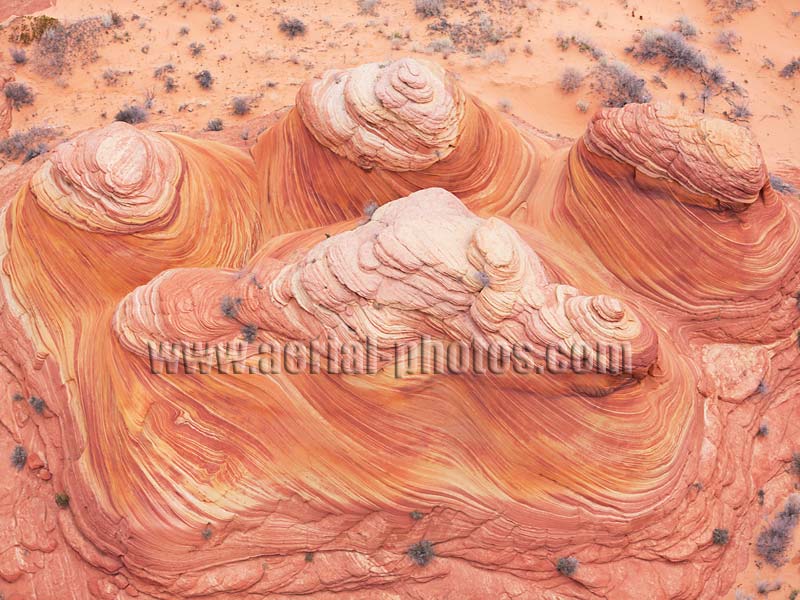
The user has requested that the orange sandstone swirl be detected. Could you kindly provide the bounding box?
[1,81,790,599]
[560,102,800,343]
[4,163,707,597]
[252,57,547,234]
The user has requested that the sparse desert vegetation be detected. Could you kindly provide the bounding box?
[595,60,652,107]
[195,69,213,89]
[407,540,434,565]
[559,67,584,93]
[415,0,444,19]
[4,81,35,109]
[0,126,60,160]
[556,556,578,577]
[114,104,148,124]
[756,494,800,566]
[279,17,307,38]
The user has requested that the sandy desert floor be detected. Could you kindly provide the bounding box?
[1,0,799,169]
[1,1,800,599]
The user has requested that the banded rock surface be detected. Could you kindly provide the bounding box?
[0,58,799,600]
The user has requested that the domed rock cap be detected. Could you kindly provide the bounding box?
[296,58,466,172]
[584,102,768,210]
[30,121,183,233]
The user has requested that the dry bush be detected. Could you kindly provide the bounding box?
[32,18,102,78]
[279,17,307,38]
[559,67,583,93]
[114,104,148,124]
[756,495,800,566]
[633,29,707,73]
[4,82,35,109]
[716,29,741,52]
[595,61,652,107]
[0,126,60,161]
[780,58,800,78]
[415,0,444,18]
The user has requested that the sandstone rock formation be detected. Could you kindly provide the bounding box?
[252,57,545,234]
[1,58,799,600]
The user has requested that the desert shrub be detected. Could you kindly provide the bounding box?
[209,15,223,31]
[231,96,253,115]
[756,494,800,565]
[770,174,798,195]
[221,296,242,318]
[756,580,782,594]
[227,13,236,21]
[154,63,175,79]
[712,528,729,545]
[10,48,28,64]
[633,29,707,73]
[206,118,223,131]
[410,510,424,520]
[32,18,102,79]
[717,29,741,52]
[595,61,652,107]
[706,0,756,16]
[364,200,379,218]
[556,32,604,59]
[576,99,589,112]
[114,104,147,124]
[407,541,434,565]
[560,67,583,93]
[279,17,307,38]
[4,82,34,109]
[189,41,205,56]
[22,143,46,163]
[164,76,177,92]
[415,0,444,18]
[102,68,121,85]
[55,492,70,508]
[33,23,67,76]
[556,556,578,576]
[0,126,60,160]
[475,271,490,287]
[11,445,27,470]
[426,37,455,55]
[201,525,212,539]
[728,102,752,121]
[179,25,190,35]
[673,16,697,37]
[358,0,380,15]
[756,422,769,436]
[29,396,46,414]
[497,98,512,112]
[780,58,800,78]
[207,0,224,11]
[241,324,257,342]
[195,69,213,89]
[304,551,314,562]
[704,65,727,87]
